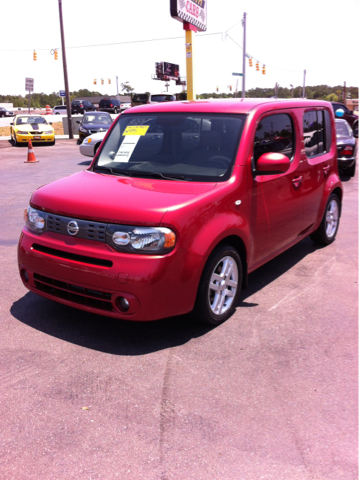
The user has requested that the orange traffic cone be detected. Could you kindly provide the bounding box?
[45,105,52,115]
[24,140,39,163]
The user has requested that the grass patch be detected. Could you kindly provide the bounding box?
[0,122,64,137]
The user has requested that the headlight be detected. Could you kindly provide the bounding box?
[25,206,48,234]
[106,225,176,254]
[79,126,87,133]
[43,130,53,134]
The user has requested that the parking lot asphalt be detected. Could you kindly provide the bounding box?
[0,139,357,480]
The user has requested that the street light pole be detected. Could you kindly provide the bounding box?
[242,12,247,99]
[58,0,73,139]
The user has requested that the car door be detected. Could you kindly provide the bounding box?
[300,108,334,230]
[248,111,305,266]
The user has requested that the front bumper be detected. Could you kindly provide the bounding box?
[18,228,203,321]
[79,141,95,157]
[16,133,54,143]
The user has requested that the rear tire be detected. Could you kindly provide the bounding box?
[310,193,340,245]
[193,244,242,325]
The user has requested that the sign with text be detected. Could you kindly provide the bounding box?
[59,90,65,97]
[232,73,243,76]
[25,77,34,92]
[170,0,207,32]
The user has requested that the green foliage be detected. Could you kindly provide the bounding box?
[121,82,134,94]
[0,85,357,107]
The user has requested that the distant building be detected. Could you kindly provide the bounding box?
[346,99,358,114]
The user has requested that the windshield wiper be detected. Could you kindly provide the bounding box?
[95,166,187,181]
[132,171,187,181]
[95,166,132,177]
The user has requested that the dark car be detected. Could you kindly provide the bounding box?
[335,118,357,177]
[76,112,113,143]
[0,107,14,118]
[98,98,122,114]
[71,100,97,115]
[331,102,358,132]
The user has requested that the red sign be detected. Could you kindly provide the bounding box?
[170,0,207,32]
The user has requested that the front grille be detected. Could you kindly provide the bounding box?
[30,131,42,134]
[32,243,112,267]
[47,214,106,242]
[33,273,113,312]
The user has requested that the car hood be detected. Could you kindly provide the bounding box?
[15,123,52,131]
[31,170,217,225]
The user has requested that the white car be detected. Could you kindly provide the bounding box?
[120,102,131,112]
[79,131,106,157]
[53,105,67,115]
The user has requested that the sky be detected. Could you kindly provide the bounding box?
[0,0,358,98]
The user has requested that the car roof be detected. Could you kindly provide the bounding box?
[124,98,332,115]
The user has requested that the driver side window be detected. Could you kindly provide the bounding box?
[253,113,294,167]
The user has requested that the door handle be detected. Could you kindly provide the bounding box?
[323,165,330,175]
[292,176,303,188]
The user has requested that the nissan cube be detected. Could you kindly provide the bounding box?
[18,98,343,325]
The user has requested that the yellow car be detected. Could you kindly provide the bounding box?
[10,115,55,146]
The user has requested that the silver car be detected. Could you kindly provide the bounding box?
[79,131,106,157]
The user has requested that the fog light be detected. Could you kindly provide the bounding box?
[21,269,29,283]
[117,296,130,312]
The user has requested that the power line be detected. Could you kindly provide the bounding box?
[0,32,222,52]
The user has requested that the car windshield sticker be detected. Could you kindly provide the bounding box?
[115,135,141,162]
[115,125,150,162]
[122,125,149,136]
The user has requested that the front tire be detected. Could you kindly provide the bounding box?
[310,193,340,245]
[193,244,242,325]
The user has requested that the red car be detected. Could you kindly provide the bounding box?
[18,98,342,325]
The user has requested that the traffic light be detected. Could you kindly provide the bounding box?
[33,50,37,61]
[230,85,232,91]
[216,86,219,92]
[94,79,97,85]
[101,78,104,85]
[54,49,58,60]
[249,57,253,67]
[256,62,259,71]
[262,65,266,75]
[108,78,111,84]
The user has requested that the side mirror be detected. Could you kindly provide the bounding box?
[335,109,345,118]
[76,121,80,124]
[10,122,13,125]
[256,152,291,174]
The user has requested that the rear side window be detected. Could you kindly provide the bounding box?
[303,110,331,157]
[132,94,148,103]
[253,114,294,164]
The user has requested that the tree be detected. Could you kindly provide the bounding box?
[121,82,134,94]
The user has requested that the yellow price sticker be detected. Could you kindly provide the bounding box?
[123,125,149,136]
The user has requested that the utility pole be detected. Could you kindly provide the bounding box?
[116,76,119,102]
[58,0,73,139]
[343,81,346,106]
[302,69,306,99]
[242,13,247,99]
[290,84,293,98]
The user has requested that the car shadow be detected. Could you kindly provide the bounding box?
[78,160,92,166]
[11,237,319,356]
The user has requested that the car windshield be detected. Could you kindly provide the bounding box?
[94,113,245,182]
[335,121,351,137]
[83,114,112,125]
[16,116,47,125]
[151,95,173,102]
[132,94,148,103]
